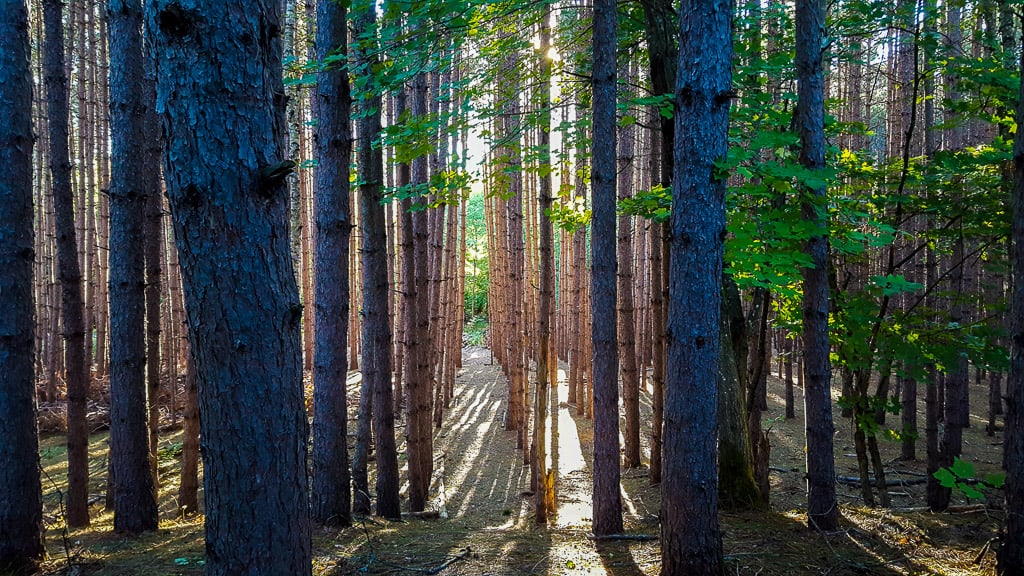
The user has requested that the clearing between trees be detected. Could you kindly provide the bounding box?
[35,346,999,576]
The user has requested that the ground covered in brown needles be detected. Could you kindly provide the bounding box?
[35,346,1003,575]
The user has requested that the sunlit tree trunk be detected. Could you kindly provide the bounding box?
[532,5,554,523]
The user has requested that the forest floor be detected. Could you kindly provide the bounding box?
[34,346,1004,575]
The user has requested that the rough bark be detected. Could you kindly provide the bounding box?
[45,0,91,528]
[532,5,554,524]
[148,1,312,572]
[796,0,838,531]
[616,62,641,470]
[719,278,762,509]
[0,0,45,568]
[407,67,434,514]
[660,0,730,571]
[591,0,623,538]
[108,0,159,534]
[142,63,163,501]
[311,0,353,527]
[998,28,1024,576]
[352,0,400,520]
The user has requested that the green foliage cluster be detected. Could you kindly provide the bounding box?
[934,457,1006,500]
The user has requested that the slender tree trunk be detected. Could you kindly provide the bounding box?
[617,61,641,470]
[177,329,199,515]
[796,0,838,531]
[999,29,1024,576]
[591,0,622,538]
[45,0,91,528]
[407,67,434,514]
[310,0,353,527]
[148,1,312,572]
[530,5,555,524]
[0,0,45,567]
[143,63,163,498]
[108,0,159,534]
[352,0,400,520]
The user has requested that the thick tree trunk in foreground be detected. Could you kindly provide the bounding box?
[660,0,730,572]
[108,0,159,534]
[796,0,838,532]
[998,32,1024,576]
[149,2,312,573]
[591,0,623,538]
[311,0,353,527]
[45,0,91,528]
[0,0,45,568]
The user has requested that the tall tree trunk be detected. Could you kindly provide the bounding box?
[532,5,554,524]
[108,0,159,534]
[660,0,730,571]
[617,62,641,470]
[45,0,91,528]
[591,0,622,538]
[0,0,45,567]
[311,0,352,527]
[407,67,433,514]
[999,28,1024,576]
[719,277,762,509]
[148,1,312,572]
[143,61,163,498]
[352,0,400,520]
[796,0,838,531]
[177,329,199,515]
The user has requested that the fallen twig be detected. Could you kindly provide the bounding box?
[836,475,926,487]
[587,533,658,542]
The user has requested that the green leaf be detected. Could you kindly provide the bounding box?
[933,467,957,489]
[951,457,975,480]
[985,472,1006,489]
[958,482,985,500]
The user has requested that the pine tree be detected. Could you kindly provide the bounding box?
[148,1,312,572]
[0,0,45,569]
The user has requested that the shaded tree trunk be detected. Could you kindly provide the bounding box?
[142,60,163,499]
[998,29,1024,576]
[311,0,353,527]
[45,0,91,528]
[148,1,312,572]
[0,0,45,568]
[108,0,159,534]
[660,0,731,571]
[617,62,641,470]
[352,0,400,520]
[591,0,622,538]
[796,0,838,531]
